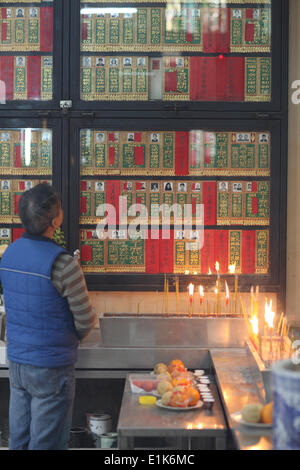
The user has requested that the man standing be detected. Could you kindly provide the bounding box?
[0,184,96,450]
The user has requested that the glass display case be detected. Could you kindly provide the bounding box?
[0,0,288,298]
[79,1,272,103]
[0,126,53,246]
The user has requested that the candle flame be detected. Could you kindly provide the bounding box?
[228,264,236,274]
[208,267,212,275]
[188,283,194,296]
[199,285,204,297]
[265,300,275,329]
[225,281,230,299]
[250,315,259,336]
[215,261,220,273]
[185,270,190,275]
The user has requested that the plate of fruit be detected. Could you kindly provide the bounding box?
[152,359,203,410]
[231,403,273,428]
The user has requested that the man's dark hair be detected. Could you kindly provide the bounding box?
[18,184,61,235]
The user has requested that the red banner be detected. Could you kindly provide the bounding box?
[202,182,217,225]
[81,245,92,262]
[165,71,178,92]
[106,180,121,225]
[14,195,21,215]
[27,56,41,100]
[109,147,115,166]
[80,197,87,215]
[175,132,189,176]
[14,145,22,168]
[146,229,160,273]
[159,229,174,273]
[245,23,255,42]
[222,57,245,101]
[40,7,53,52]
[1,22,7,42]
[242,231,256,274]
[134,147,145,166]
[214,230,229,274]
[190,57,218,101]
[201,230,215,274]
[252,197,258,215]
[0,56,14,101]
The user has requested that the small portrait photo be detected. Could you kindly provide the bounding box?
[123,57,132,67]
[16,8,24,18]
[30,8,38,18]
[82,57,92,67]
[175,230,185,240]
[190,230,199,240]
[1,132,10,142]
[6,9,12,18]
[137,57,146,67]
[96,133,105,143]
[259,133,269,143]
[192,9,201,18]
[176,57,184,67]
[232,9,242,19]
[247,182,253,192]
[151,133,159,143]
[178,182,187,192]
[138,182,146,191]
[112,230,120,240]
[110,12,119,18]
[0,228,10,239]
[150,182,159,192]
[25,181,33,190]
[110,58,118,67]
[127,133,134,142]
[118,230,126,239]
[233,182,242,192]
[219,181,228,192]
[164,182,173,192]
[95,181,105,192]
[1,180,10,191]
[193,182,201,192]
[253,9,260,19]
[236,133,250,143]
[16,56,25,67]
[96,57,105,67]
[96,12,105,18]
[43,57,53,67]
[92,230,99,240]
[126,182,133,191]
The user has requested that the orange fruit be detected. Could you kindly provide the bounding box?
[261,402,273,424]
[172,377,190,388]
[167,360,185,373]
[186,387,200,407]
[169,390,189,408]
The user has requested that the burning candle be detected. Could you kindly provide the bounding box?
[250,314,259,349]
[188,283,194,317]
[225,281,229,312]
[265,299,275,356]
[199,285,204,314]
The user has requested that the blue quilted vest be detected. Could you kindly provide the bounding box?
[0,234,79,368]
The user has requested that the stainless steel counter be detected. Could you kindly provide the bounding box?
[211,348,272,450]
[0,330,274,449]
[117,378,227,450]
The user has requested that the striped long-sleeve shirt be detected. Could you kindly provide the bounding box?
[51,253,96,340]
